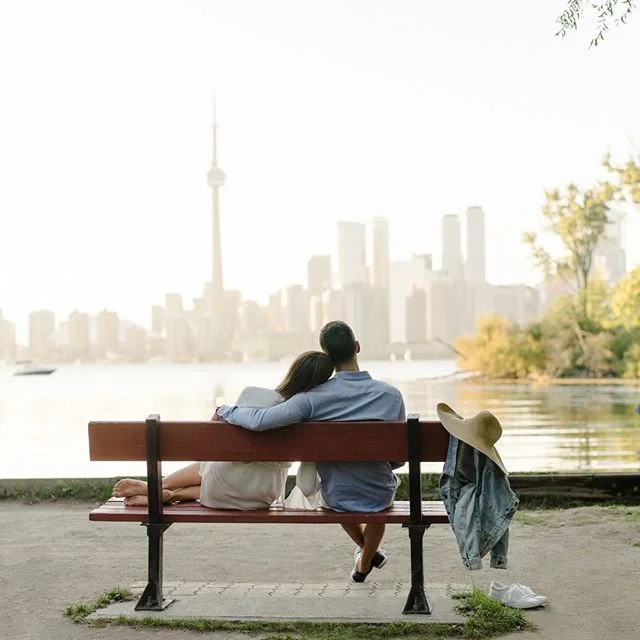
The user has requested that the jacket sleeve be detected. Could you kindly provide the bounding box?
[216,393,312,431]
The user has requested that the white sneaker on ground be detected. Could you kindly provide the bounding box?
[512,582,548,604]
[488,581,547,609]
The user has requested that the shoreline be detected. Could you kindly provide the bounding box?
[458,374,640,386]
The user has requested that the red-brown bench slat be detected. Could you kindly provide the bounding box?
[89,498,450,525]
[88,419,449,462]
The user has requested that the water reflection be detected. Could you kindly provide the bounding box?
[396,380,640,473]
[0,363,638,478]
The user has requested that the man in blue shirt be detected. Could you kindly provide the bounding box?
[216,321,406,582]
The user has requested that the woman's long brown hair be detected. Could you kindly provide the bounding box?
[274,350,334,400]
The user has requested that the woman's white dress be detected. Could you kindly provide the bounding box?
[199,387,291,510]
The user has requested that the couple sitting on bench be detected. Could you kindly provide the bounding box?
[113,320,406,583]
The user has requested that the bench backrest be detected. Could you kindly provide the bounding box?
[88,418,450,462]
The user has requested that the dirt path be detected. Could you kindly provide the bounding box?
[0,502,638,639]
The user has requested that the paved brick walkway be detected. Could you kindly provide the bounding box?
[88,581,469,624]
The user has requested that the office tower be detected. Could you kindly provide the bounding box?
[337,221,367,287]
[466,206,486,283]
[371,217,390,290]
[281,285,309,334]
[593,210,626,284]
[406,286,427,343]
[442,214,463,279]
[307,255,332,297]
[490,284,540,325]
[165,293,183,317]
[123,326,148,361]
[68,311,90,360]
[0,310,16,359]
[96,309,119,356]
[28,309,56,359]
[343,283,375,347]
[268,290,284,331]
[238,300,262,334]
[389,255,433,343]
[370,217,391,351]
[151,305,165,334]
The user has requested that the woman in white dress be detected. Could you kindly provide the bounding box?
[112,350,333,509]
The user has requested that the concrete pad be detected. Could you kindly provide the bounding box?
[87,581,469,624]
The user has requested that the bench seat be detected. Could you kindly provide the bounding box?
[90,498,450,525]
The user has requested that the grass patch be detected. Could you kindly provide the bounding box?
[0,477,123,503]
[65,587,530,639]
[65,587,134,622]
[514,511,555,526]
[455,589,533,638]
[3,473,639,508]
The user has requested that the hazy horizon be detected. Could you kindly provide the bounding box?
[2,0,639,341]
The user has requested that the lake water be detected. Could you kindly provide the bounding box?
[1,360,639,479]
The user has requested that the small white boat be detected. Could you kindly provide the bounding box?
[12,360,57,376]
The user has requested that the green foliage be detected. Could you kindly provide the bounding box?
[66,588,133,623]
[453,316,545,379]
[455,589,532,638]
[610,267,640,330]
[556,1,637,46]
[604,153,640,205]
[523,183,613,304]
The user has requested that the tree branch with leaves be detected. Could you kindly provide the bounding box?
[556,0,636,46]
[523,181,613,310]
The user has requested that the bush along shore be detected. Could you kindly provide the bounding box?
[2,472,639,508]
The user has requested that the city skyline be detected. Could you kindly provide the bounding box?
[1,1,639,342]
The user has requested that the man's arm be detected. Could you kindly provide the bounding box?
[216,393,312,431]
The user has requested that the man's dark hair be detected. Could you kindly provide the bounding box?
[319,320,357,366]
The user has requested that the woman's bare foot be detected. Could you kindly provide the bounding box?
[123,490,175,506]
[113,478,148,498]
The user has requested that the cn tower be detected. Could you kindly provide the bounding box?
[207,99,225,305]
[206,99,226,355]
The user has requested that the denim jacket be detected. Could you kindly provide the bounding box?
[439,435,518,570]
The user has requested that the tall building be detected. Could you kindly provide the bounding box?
[206,99,227,356]
[593,210,626,285]
[68,311,90,360]
[389,255,433,343]
[28,309,56,359]
[370,217,391,351]
[165,293,183,317]
[151,305,165,335]
[442,214,463,279]
[96,309,119,356]
[371,217,390,290]
[465,206,486,283]
[0,310,17,360]
[337,221,367,287]
[281,285,309,334]
[307,255,332,297]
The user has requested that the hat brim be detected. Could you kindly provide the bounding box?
[437,403,508,476]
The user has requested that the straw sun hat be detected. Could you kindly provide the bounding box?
[436,402,508,476]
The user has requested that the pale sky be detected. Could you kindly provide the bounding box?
[1,0,639,341]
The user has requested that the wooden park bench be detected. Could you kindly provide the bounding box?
[88,414,450,615]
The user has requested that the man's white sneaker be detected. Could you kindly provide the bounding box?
[512,582,548,604]
[488,581,547,609]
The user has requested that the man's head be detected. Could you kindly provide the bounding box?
[319,320,360,369]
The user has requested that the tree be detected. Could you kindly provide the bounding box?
[556,1,637,46]
[523,182,613,315]
[610,266,640,329]
[603,153,640,205]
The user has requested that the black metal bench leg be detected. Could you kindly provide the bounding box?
[403,523,431,614]
[135,522,174,611]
